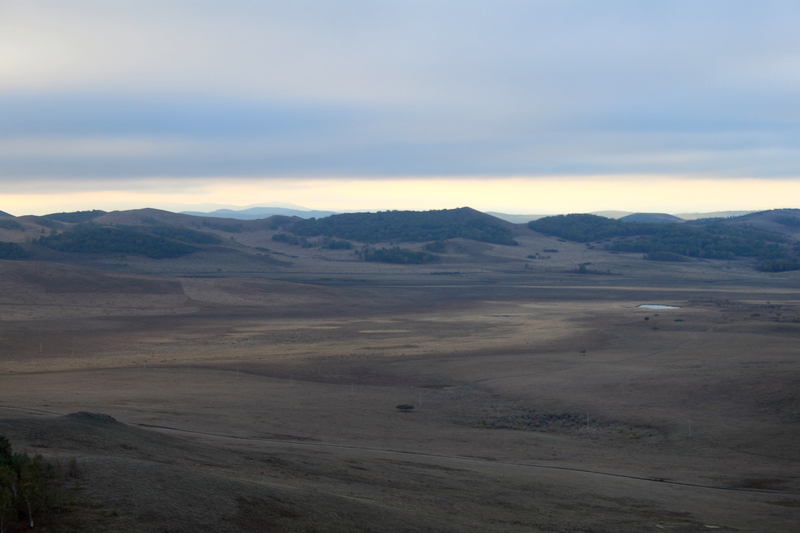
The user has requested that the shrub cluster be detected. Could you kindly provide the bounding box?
[320,238,352,250]
[200,220,243,233]
[272,234,352,250]
[423,240,448,253]
[145,225,222,245]
[361,246,438,264]
[645,251,691,262]
[272,233,312,247]
[759,258,800,272]
[0,242,30,260]
[0,220,23,231]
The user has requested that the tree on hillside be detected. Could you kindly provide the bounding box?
[0,435,73,530]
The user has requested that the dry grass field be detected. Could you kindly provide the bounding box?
[1,242,798,531]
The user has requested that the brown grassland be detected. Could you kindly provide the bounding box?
[0,224,798,532]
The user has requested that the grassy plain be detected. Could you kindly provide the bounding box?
[0,234,798,531]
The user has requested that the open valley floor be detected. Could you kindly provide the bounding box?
[1,256,799,532]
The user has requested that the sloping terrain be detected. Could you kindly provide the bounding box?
[42,210,107,223]
[528,212,800,270]
[0,413,464,533]
[723,208,800,237]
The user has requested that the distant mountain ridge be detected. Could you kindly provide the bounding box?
[486,210,755,223]
[181,207,336,220]
[0,210,12,217]
[676,210,754,220]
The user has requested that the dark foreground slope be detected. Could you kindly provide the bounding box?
[0,414,463,533]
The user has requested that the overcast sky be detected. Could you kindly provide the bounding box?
[1,1,799,214]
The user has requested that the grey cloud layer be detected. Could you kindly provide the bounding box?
[0,1,798,182]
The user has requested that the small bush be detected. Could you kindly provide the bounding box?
[201,220,243,233]
[423,240,448,253]
[272,233,299,245]
[759,258,800,272]
[146,225,222,245]
[645,251,690,262]
[321,238,352,250]
[363,247,438,264]
[0,242,30,260]
[0,219,23,231]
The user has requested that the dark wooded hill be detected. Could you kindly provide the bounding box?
[282,207,519,246]
[528,211,800,271]
[719,208,800,237]
[2,207,799,272]
[42,210,107,223]
[0,207,519,265]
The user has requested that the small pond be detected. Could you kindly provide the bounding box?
[638,304,681,310]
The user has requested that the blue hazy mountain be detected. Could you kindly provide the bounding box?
[181,206,337,220]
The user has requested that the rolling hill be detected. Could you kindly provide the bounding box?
[1,207,799,273]
[721,208,800,236]
[528,211,800,271]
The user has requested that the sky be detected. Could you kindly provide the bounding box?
[1,1,799,216]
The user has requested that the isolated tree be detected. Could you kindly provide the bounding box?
[19,460,46,528]
[0,473,14,533]
[0,438,10,464]
[0,436,67,530]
